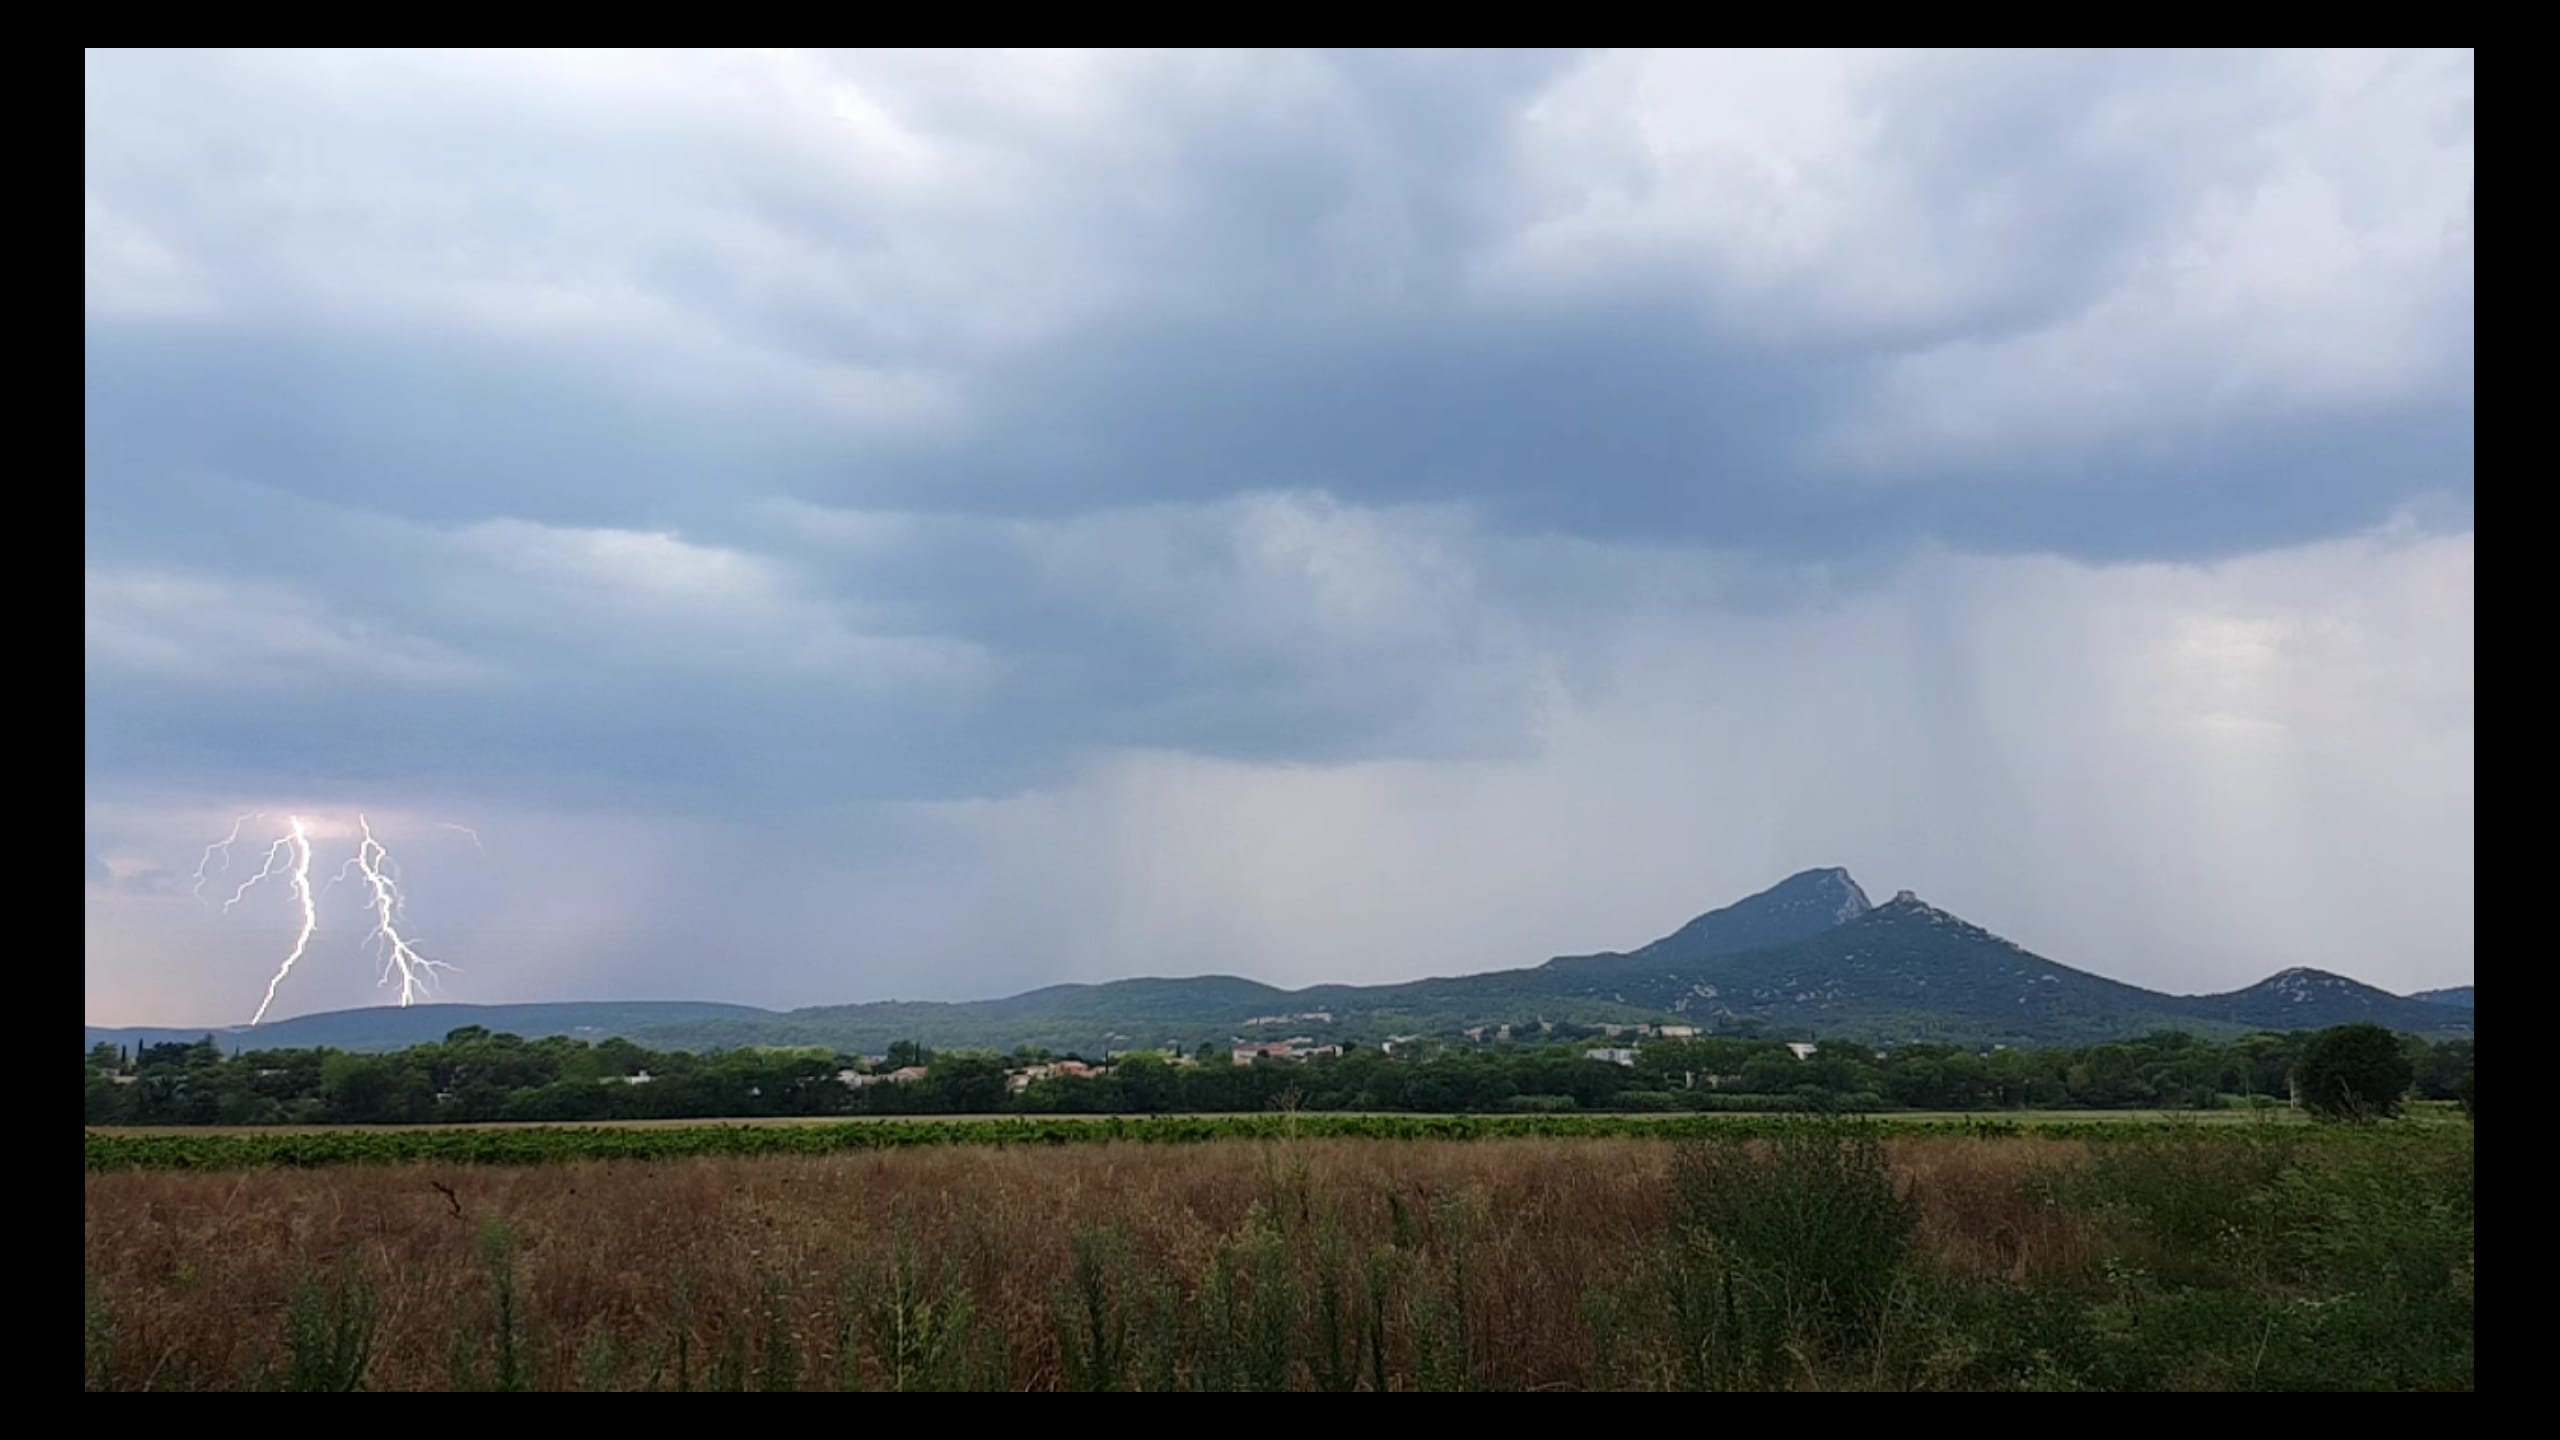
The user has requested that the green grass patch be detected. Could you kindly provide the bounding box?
[86,1109,2347,1172]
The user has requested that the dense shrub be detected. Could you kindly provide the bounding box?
[2070,1129,2297,1285]
[1667,1121,1919,1375]
[2291,1024,2415,1122]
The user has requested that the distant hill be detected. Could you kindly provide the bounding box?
[2182,969,2471,1035]
[2409,985,2474,1008]
[649,976,1672,1059]
[84,1000,775,1056]
[87,868,2473,1055]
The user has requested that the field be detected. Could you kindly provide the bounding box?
[84,1109,2322,1172]
[88,1107,2313,1136]
[84,1118,2472,1391]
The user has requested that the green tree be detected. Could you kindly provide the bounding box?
[921,1053,1007,1114]
[1112,1054,1177,1113]
[320,1053,430,1124]
[85,1069,133,1124]
[2410,1036,2473,1100]
[2292,1023,2416,1121]
[1737,1051,1800,1095]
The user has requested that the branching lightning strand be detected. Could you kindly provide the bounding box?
[190,812,261,901]
[242,817,318,1026]
[352,815,458,1007]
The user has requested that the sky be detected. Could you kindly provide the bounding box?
[84,49,2474,1027]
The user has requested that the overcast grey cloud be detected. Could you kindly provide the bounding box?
[84,49,2472,1025]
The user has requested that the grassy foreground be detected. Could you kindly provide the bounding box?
[83,1124,2471,1391]
[84,1108,2324,1172]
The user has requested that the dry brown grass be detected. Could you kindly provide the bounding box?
[84,1136,2094,1391]
[1893,1137,2094,1280]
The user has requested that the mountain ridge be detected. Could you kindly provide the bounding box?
[87,868,2472,1055]
[1532,887,2226,1046]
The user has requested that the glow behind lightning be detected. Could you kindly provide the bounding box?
[244,816,317,1026]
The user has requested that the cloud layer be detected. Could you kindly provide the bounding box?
[85,49,2473,1025]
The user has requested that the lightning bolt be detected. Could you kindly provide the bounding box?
[190,812,262,901]
[196,811,477,1024]
[437,822,484,852]
[241,817,318,1026]
[352,814,457,1007]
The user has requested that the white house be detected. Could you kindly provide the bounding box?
[1008,1059,1103,1092]
[1231,1039,1341,1065]
[1584,1047,1639,1067]
[840,1065,930,1087]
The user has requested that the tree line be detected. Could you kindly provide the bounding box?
[84,1022,2471,1127]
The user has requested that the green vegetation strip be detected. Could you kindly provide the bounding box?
[86,1111,2306,1171]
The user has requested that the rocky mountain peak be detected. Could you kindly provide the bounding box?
[1605,867,1876,965]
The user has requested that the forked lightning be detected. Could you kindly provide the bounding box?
[197,812,470,1024]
